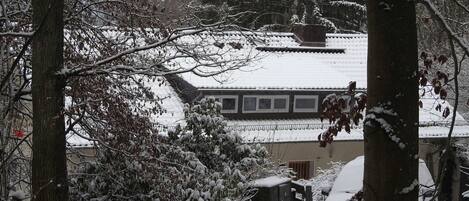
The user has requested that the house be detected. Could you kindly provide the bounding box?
[164,24,469,179]
[67,25,469,180]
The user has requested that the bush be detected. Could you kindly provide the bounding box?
[70,97,286,201]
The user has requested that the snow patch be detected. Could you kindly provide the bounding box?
[252,176,290,188]
[9,190,26,200]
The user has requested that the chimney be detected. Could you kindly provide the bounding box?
[292,24,326,47]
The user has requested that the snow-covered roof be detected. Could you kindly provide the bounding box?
[237,124,469,143]
[230,106,469,143]
[178,32,367,90]
[229,95,469,143]
[251,176,291,188]
[66,30,468,146]
[149,78,186,129]
[66,76,185,147]
[68,85,469,146]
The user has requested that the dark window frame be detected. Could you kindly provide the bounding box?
[242,95,289,113]
[206,95,238,113]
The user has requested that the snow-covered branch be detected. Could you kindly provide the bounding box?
[0,32,33,37]
[75,29,206,68]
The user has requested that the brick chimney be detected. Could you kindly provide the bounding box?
[292,24,326,47]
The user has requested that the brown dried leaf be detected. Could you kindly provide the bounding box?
[442,107,450,118]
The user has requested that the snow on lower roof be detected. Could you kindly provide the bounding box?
[238,125,469,143]
[230,86,468,143]
[66,133,95,148]
[178,32,368,90]
[230,116,469,143]
[67,76,185,147]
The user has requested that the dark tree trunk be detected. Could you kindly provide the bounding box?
[32,0,68,200]
[364,0,419,200]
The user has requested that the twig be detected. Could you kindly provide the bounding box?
[0,3,51,93]
[0,132,33,171]
[419,0,469,57]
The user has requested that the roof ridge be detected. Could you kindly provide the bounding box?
[326,33,368,37]
[200,31,295,37]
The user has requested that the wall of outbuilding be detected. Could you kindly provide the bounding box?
[66,138,458,182]
[261,139,445,179]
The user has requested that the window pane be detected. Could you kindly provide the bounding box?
[258,98,272,109]
[222,98,236,110]
[243,97,257,111]
[274,98,287,109]
[295,98,316,109]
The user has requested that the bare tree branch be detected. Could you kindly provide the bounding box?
[420,0,469,56]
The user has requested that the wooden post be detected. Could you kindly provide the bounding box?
[305,185,312,201]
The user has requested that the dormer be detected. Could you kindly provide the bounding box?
[167,30,368,120]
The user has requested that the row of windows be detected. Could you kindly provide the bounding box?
[210,95,318,113]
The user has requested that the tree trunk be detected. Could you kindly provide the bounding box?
[31,0,68,200]
[0,40,7,201]
[364,0,419,200]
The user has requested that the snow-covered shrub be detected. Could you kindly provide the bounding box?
[297,161,344,201]
[70,138,207,200]
[70,97,286,201]
[168,97,288,200]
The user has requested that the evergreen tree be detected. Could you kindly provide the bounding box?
[200,0,366,33]
[70,97,287,201]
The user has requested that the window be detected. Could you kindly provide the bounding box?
[288,161,314,179]
[274,98,287,109]
[258,98,272,110]
[206,95,238,113]
[294,95,318,112]
[243,97,257,111]
[222,98,236,111]
[242,95,289,113]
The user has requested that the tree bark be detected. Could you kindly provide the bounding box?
[364,0,419,200]
[31,0,68,200]
[0,40,8,201]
